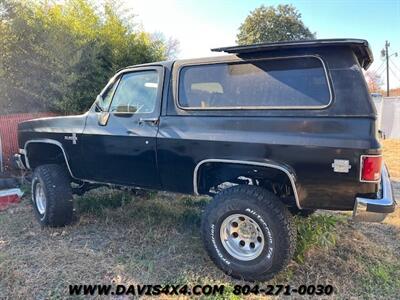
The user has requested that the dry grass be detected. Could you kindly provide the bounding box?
[382,139,400,179]
[0,141,399,298]
[382,139,400,229]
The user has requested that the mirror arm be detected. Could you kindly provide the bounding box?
[94,94,105,112]
[94,101,103,112]
[98,112,110,126]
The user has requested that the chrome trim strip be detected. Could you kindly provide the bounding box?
[359,154,383,183]
[94,66,165,113]
[175,55,333,111]
[193,158,301,209]
[24,139,77,179]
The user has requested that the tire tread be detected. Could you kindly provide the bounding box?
[202,185,296,281]
[33,164,73,227]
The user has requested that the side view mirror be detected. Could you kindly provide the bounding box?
[98,111,110,126]
[94,95,104,112]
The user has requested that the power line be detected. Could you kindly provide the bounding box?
[377,65,385,76]
[377,65,386,78]
[389,57,400,74]
[389,65,400,82]
[372,60,385,74]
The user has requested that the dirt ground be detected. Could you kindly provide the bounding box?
[0,140,399,299]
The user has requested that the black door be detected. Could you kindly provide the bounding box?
[81,66,163,187]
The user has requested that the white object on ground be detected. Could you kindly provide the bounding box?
[0,188,24,197]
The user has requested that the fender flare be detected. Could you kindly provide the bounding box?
[24,139,77,179]
[193,158,301,209]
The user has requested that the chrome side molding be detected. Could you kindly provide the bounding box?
[193,158,301,209]
[24,139,77,180]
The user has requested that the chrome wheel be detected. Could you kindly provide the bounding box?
[220,213,265,261]
[35,182,46,215]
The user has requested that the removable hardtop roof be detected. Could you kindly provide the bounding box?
[211,38,373,70]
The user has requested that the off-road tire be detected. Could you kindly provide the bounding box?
[201,185,296,281]
[31,164,73,227]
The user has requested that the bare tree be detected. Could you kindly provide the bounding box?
[165,37,180,59]
[151,32,180,60]
[365,71,383,93]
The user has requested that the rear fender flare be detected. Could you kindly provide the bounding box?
[193,159,301,209]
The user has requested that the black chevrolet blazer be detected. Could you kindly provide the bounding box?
[14,39,396,281]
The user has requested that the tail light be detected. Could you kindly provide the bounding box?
[360,155,382,182]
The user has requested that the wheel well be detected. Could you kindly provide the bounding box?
[196,161,297,207]
[25,142,67,170]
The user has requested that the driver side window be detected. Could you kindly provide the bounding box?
[97,78,119,112]
[109,70,159,114]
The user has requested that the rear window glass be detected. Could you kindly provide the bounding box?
[178,57,331,109]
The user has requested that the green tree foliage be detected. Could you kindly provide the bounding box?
[0,0,171,114]
[236,4,315,45]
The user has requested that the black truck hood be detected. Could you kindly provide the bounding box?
[18,114,87,134]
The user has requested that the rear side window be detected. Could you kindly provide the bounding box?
[178,56,331,109]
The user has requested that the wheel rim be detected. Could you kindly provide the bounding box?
[219,213,265,261]
[35,182,46,215]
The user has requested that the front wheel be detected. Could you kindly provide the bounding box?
[201,185,296,281]
[31,164,73,227]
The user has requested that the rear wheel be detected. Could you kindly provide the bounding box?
[201,185,296,281]
[31,164,73,227]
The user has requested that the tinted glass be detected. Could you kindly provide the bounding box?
[97,78,118,111]
[178,57,331,109]
[109,71,159,114]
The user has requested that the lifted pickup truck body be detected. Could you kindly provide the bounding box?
[15,39,396,281]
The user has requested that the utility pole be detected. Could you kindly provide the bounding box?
[385,41,390,96]
[381,41,398,97]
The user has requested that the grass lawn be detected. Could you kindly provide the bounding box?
[0,140,399,298]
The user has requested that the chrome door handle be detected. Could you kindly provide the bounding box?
[139,117,159,125]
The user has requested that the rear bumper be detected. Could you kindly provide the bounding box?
[353,166,396,222]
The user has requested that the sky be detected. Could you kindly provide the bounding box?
[126,0,400,89]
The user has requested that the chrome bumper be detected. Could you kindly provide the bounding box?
[353,166,396,222]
